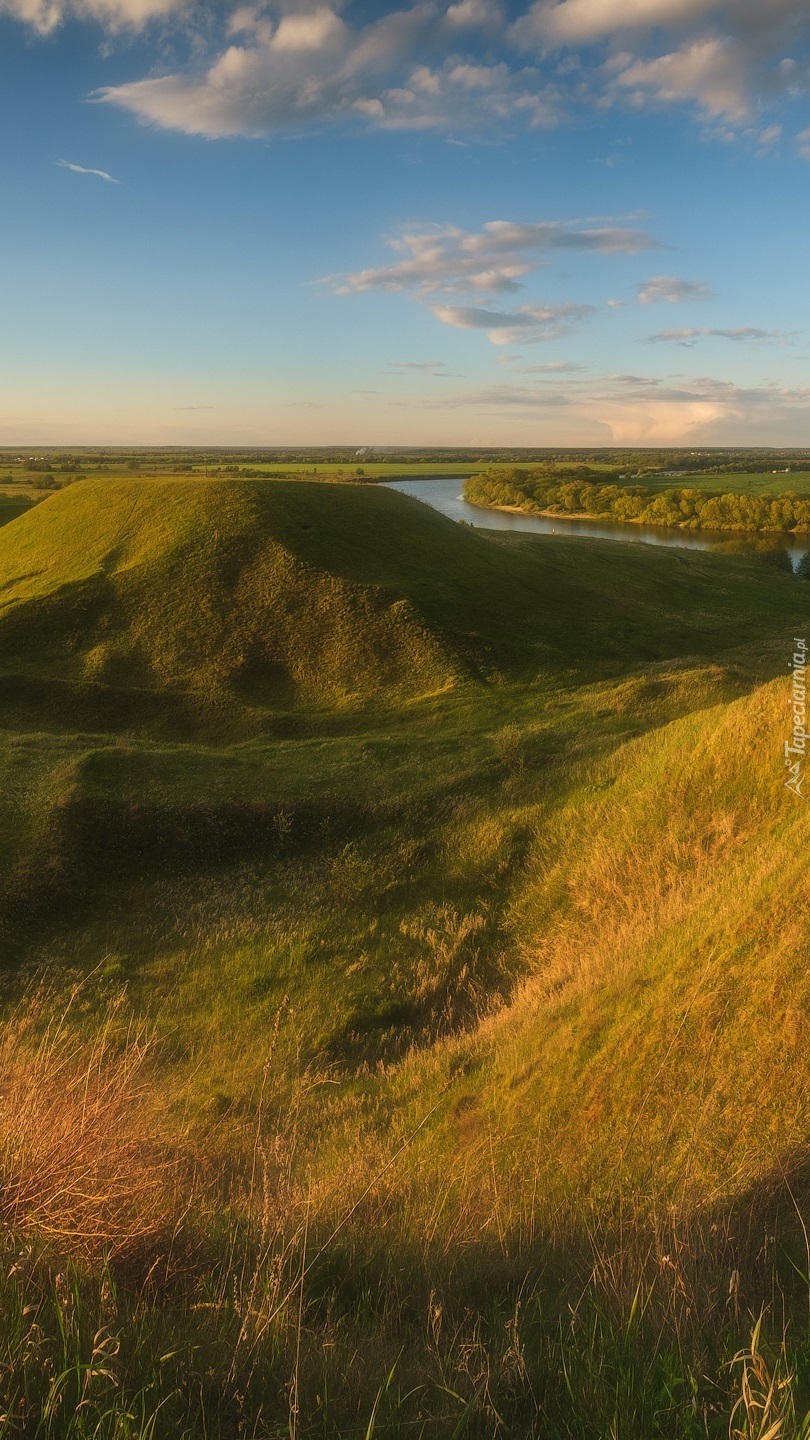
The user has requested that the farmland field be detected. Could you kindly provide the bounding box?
[4,448,810,491]
[636,468,810,495]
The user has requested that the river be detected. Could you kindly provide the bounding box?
[386,477,809,570]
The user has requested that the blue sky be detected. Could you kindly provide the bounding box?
[1,0,810,446]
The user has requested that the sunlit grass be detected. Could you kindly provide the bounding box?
[0,478,807,1434]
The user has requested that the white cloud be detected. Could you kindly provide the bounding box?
[514,0,810,49]
[512,0,810,127]
[331,218,656,297]
[0,0,184,33]
[57,158,120,182]
[797,125,810,158]
[447,61,510,89]
[513,0,716,46]
[3,0,810,140]
[645,325,787,344]
[432,300,594,344]
[615,37,752,122]
[429,367,810,444]
[598,372,810,444]
[271,7,345,51]
[332,214,653,347]
[602,400,731,443]
[637,274,711,304]
[98,6,560,137]
[445,0,501,27]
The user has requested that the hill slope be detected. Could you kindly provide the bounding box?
[0,480,468,710]
[0,479,801,728]
[0,483,809,1435]
[369,674,810,1228]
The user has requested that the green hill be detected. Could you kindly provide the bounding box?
[374,675,807,1216]
[0,480,466,711]
[0,479,799,733]
[0,478,809,1438]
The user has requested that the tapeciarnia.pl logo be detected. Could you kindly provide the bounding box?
[785,637,807,798]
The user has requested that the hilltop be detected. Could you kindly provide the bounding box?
[0,479,799,737]
[0,480,463,713]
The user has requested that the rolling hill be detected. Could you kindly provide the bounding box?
[0,476,808,1437]
[0,479,800,733]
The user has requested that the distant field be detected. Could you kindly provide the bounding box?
[0,459,484,479]
[241,460,487,477]
[4,450,810,496]
[4,459,810,493]
[637,469,810,495]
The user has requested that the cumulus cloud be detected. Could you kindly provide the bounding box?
[637,274,711,304]
[97,5,560,137]
[445,0,502,28]
[512,0,810,125]
[57,158,120,182]
[615,37,753,121]
[331,214,654,347]
[432,300,594,344]
[331,218,656,297]
[5,0,809,138]
[429,367,810,444]
[595,371,810,442]
[645,325,786,344]
[512,0,718,46]
[1,0,184,33]
[514,0,810,49]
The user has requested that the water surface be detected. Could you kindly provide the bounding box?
[387,477,809,569]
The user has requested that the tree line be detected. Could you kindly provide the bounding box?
[464,469,810,534]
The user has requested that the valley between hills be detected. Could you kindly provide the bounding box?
[0,472,807,1438]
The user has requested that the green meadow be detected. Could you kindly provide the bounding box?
[3,446,810,492]
[0,474,808,1437]
[636,470,810,495]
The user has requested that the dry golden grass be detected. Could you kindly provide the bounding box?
[0,984,182,1260]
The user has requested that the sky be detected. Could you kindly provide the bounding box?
[1,0,810,447]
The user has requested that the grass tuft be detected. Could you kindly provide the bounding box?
[0,984,181,1261]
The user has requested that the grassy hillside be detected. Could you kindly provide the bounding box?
[288,675,810,1429]
[0,479,798,734]
[377,676,807,1214]
[0,479,808,1437]
[0,480,466,712]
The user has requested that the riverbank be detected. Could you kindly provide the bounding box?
[464,470,810,541]
[385,477,810,569]
[466,494,810,537]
